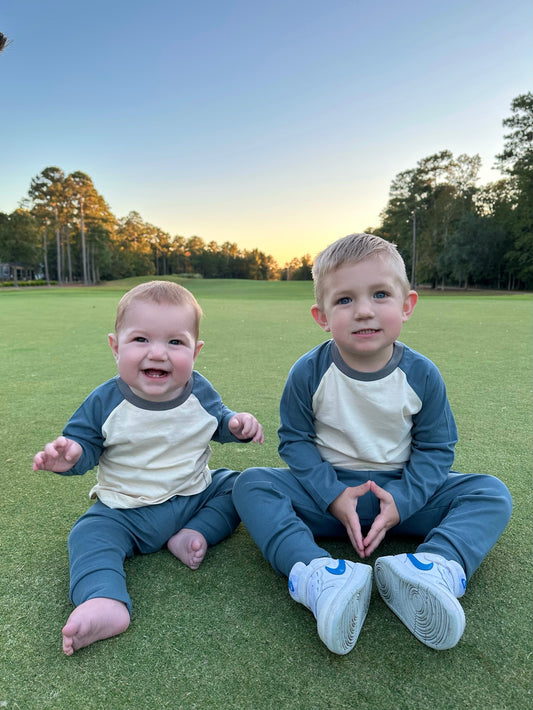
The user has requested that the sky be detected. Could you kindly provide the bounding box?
[1,0,531,266]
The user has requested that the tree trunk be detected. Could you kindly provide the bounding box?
[80,198,88,285]
[55,220,62,285]
[43,224,50,285]
[66,227,73,283]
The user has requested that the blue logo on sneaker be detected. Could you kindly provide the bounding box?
[325,559,346,575]
[407,553,433,570]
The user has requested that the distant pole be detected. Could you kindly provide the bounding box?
[79,195,88,285]
[411,210,416,288]
[54,203,62,285]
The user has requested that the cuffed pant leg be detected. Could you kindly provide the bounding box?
[396,473,513,579]
[233,467,340,576]
[68,502,136,614]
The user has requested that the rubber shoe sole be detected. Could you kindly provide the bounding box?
[317,563,372,655]
[374,556,465,650]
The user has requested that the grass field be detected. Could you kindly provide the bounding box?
[1,279,531,710]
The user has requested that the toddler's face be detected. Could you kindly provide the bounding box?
[311,255,417,372]
[108,300,203,401]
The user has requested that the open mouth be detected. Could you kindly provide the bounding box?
[143,369,169,378]
[354,329,379,335]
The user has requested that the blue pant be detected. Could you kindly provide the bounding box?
[68,468,240,614]
[232,467,512,580]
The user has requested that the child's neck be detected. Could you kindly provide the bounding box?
[335,343,395,373]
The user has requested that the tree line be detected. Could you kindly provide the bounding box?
[1,93,531,289]
[0,166,313,285]
[373,93,532,290]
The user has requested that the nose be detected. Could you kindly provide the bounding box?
[354,297,374,319]
[148,342,167,360]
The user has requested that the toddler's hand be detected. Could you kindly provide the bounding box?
[328,482,372,558]
[33,436,83,473]
[229,413,264,443]
[362,480,400,557]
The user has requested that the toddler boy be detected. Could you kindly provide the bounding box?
[233,234,512,654]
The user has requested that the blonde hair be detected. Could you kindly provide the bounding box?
[312,233,410,308]
[114,281,203,339]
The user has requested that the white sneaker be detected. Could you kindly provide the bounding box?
[374,553,467,650]
[288,557,372,655]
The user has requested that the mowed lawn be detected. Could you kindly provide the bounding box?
[1,280,531,710]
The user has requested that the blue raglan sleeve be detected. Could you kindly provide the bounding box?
[384,353,457,522]
[278,346,346,511]
[192,372,241,444]
[61,380,120,476]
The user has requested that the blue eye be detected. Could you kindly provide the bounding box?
[134,336,148,342]
[169,339,182,345]
[374,291,388,299]
[338,296,351,305]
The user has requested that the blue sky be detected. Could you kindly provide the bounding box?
[1,0,531,265]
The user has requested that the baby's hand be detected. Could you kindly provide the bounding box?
[229,413,264,443]
[33,436,83,473]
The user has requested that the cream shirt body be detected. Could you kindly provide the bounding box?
[62,373,239,508]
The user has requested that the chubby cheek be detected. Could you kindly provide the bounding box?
[115,354,139,380]
[115,359,131,379]
[184,354,198,374]
[171,352,196,375]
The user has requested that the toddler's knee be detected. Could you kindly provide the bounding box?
[233,467,274,500]
[499,481,513,522]
[234,467,262,492]
[486,474,513,523]
[237,466,271,483]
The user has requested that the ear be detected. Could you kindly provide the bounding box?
[311,304,330,332]
[402,291,418,322]
[193,340,204,361]
[108,333,119,359]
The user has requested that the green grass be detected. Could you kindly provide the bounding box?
[1,281,531,710]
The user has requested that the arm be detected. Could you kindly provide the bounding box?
[330,357,455,558]
[192,371,264,444]
[60,390,107,474]
[279,355,373,555]
[34,382,113,476]
[278,350,347,511]
[383,358,457,523]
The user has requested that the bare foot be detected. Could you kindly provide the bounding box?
[62,597,130,656]
[167,528,207,570]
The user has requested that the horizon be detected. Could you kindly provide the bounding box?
[1,1,531,265]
